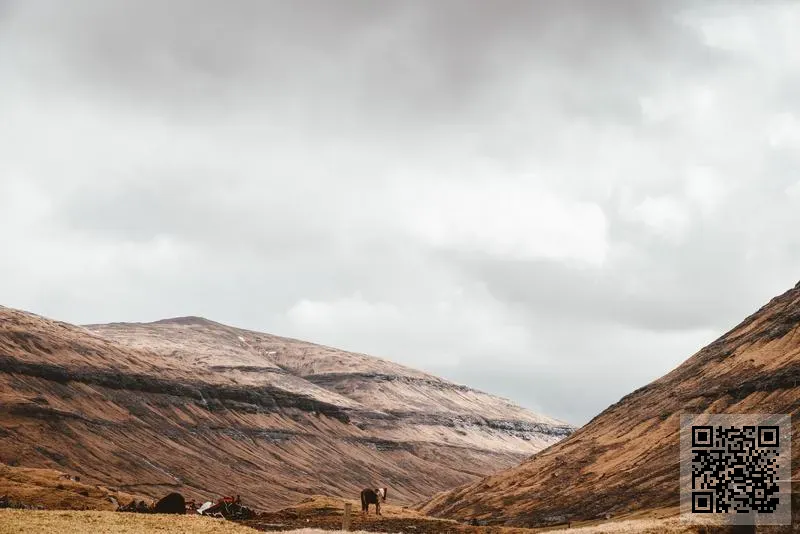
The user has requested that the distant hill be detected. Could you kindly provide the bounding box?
[0,306,573,510]
[420,282,800,527]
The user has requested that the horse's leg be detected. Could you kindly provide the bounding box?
[376,501,381,516]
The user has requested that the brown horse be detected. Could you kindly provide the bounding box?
[360,487,387,515]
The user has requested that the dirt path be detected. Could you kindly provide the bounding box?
[242,512,481,534]
[237,497,731,534]
[238,497,499,534]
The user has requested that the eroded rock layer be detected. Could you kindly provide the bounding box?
[0,307,573,509]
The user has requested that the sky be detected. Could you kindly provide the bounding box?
[2,0,800,425]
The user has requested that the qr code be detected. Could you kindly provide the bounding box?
[691,425,780,513]
[680,414,791,526]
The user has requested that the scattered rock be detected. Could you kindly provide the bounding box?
[0,495,45,510]
[200,495,255,520]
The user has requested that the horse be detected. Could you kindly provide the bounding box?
[360,487,387,515]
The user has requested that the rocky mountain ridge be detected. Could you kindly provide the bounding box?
[0,306,573,509]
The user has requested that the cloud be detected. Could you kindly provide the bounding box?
[625,195,692,242]
[287,293,403,334]
[1,0,800,424]
[394,180,609,265]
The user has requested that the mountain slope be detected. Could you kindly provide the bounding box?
[420,281,800,527]
[0,306,573,510]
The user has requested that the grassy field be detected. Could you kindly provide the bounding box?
[0,509,260,534]
[241,495,709,534]
[240,523,703,534]
[0,509,728,533]
[537,518,700,533]
[276,519,724,534]
[0,511,380,534]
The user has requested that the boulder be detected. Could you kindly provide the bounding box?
[153,493,186,514]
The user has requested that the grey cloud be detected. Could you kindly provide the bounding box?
[446,177,800,336]
[447,255,725,333]
[3,0,717,126]
[2,0,800,425]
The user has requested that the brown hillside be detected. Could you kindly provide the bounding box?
[0,462,147,511]
[420,281,800,527]
[0,509,260,534]
[0,306,572,510]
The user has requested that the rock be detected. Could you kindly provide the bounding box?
[153,492,185,514]
[136,500,151,513]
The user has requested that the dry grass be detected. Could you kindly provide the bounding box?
[249,531,376,534]
[0,509,716,534]
[246,522,701,534]
[539,517,700,533]
[0,463,145,511]
[277,531,418,534]
[245,495,709,534]
[0,509,259,534]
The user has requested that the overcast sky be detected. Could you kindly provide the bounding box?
[2,0,800,425]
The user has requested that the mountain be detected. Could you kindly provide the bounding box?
[421,281,800,527]
[0,306,573,510]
